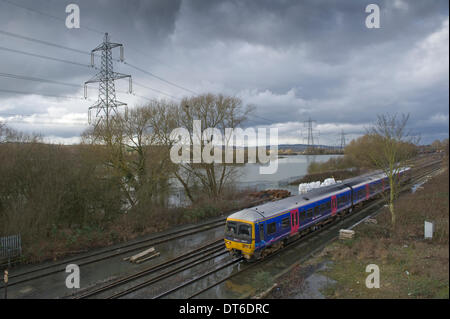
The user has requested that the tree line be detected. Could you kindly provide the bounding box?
[0,94,252,260]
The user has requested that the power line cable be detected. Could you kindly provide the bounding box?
[1,27,196,98]
[1,118,88,126]
[0,73,163,104]
[0,29,90,56]
[250,114,275,124]
[123,61,197,95]
[0,46,92,68]
[0,0,104,34]
[0,14,193,95]
[0,71,82,88]
[6,0,182,74]
[0,32,182,100]
[0,88,93,100]
[134,81,181,100]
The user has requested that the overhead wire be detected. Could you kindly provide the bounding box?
[0,0,104,35]
[1,2,200,98]
[0,46,92,68]
[123,61,198,96]
[0,3,280,129]
[0,87,93,100]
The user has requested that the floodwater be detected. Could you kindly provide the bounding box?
[169,154,342,206]
[6,220,226,299]
[235,154,342,191]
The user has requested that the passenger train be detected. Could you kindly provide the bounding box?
[224,168,411,261]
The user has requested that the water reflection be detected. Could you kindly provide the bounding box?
[169,154,342,206]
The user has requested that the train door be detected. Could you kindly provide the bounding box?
[290,208,299,235]
[331,196,337,216]
[365,184,370,200]
[258,223,265,243]
[382,179,385,191]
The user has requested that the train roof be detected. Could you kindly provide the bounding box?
[227,169,391,223]
[343,170,384,187]
[228,181,349,223]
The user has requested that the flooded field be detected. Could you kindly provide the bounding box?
[169,154,343,206]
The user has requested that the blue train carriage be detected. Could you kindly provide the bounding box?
[345,167,411,208]
[343,171,387,208]
[224,168,411,261]
[225,182,353,261]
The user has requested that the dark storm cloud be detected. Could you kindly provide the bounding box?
[0,0,448,144]
[175,0,447,60]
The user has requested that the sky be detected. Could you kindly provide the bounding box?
[0,0,448,145]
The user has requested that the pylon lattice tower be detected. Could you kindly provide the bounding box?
[340,129,346,151]
[303,117,317,151]
[84,33,132,128]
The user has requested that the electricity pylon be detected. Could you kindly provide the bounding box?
[303,117,318,152]
[84,33,132,129]
[340,129,346,152]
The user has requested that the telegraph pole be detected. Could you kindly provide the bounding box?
[84,33,132,129]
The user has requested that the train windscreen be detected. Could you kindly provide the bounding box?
[226,221,252,243]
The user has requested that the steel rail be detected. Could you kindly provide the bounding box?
[1,219,226,288]
[74,239,225,299]
[107,249,230,299]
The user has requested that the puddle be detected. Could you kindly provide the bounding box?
[411,180,427,193]
[293,261,336,299]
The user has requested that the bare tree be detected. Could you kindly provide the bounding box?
[366,113,418,228]
[81,100,179,209]
[173,94,252,202]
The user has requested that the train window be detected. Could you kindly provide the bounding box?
[358,189,364,199]
[314,206,320,216]
[238,224,251,238]
[282,217,290,229]
[259,224,264,241]
[306,208,313,218]
[300,210,306,222]
[267,222,276,235]
[326,201,331,210]
[226,221,237,236]
[320,203,327,212]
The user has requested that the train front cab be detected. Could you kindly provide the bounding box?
[224,218,255,260]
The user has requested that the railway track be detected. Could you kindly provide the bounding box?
[72,238,228,299]
[151,161,443,299]
[1,192,276,286]
[0,217,227,290]
[3,157,442,298]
